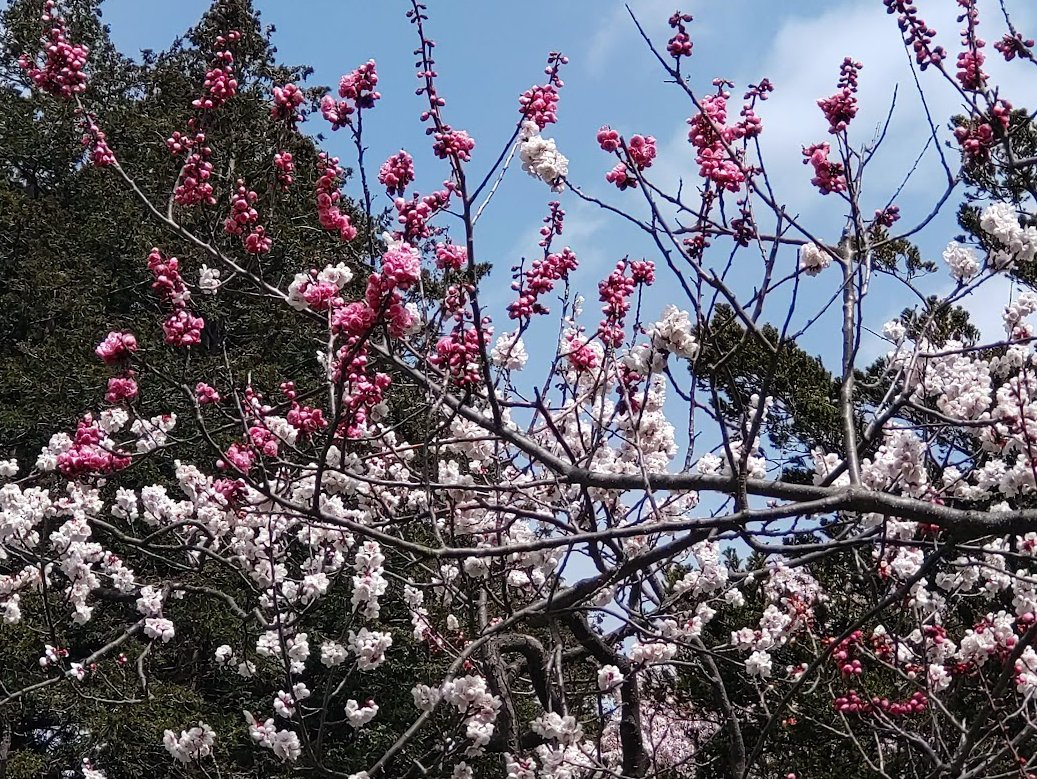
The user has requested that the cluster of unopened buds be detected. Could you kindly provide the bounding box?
[817,57,862,134]
[508,247,579,320]
[18,0,89,99]
[378,150,416,196]
[316,153,358,241]
[883,0,946,69]
[833,689,928,716]
[518,51,567,129]
[955,0,987,91]
[167,131,215,207]
[81,119,115,167]
[223,180,271,254]
[394,185,453,242]
[271,82,304,123]
[273,151,294,188]
[667,11,694,58]
[193,32,240,109]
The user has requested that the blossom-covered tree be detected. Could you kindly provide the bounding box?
[6,1,1037,778]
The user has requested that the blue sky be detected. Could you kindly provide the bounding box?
[98,0,1037,366]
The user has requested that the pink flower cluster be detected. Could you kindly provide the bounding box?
[601,133,657,190]
[333,345,392,439]
[687,92,750,192]
[271,83,304,124]
[817,58,862,134]
[378,150,415,196]
[162,309,205,348]
[281,383,327,437]
[321,60,380,130]
[953,99,1011,162]
[628,134,657,169]
[330,246,419,341]
[667,12,694,58]
[430,325,490,387]
[508,247,579,320]
[518,51,567,130]
[315,154,358,241]
[105,374,138,404]
[193,32,240,110]
[435,242,467,272]
[274,151,294,189]
[565,333,599,372]
[147,248,205,347]
[802,142,847,195]
[95,331,137,365]
[167,131,215,207]
[605,163,637,190]
[394,185,453,243]
[223,180,271,255]
[339,60,381,109]
[597,259,655,347]
[57,415,130,477]
[18,1,89,99]
[432,129,475,162]
[195,382,220,405]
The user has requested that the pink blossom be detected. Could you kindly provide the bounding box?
[105,375,138,404]
[606,162,638,190]
[381,246,422,289]
[195,383,220,405]
[162,310,205,348]
[339,60,380,108]
[95,331,138,364]
[802,142,847,195]
[435,243,467,271]
[627,134,657,169]
[597,126,621,153]
[192,35,240,110]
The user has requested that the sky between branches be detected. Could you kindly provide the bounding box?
[101,0,1037,359]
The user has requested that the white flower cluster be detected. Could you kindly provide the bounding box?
[519,121,568,191]
[348,627,392,671]
[440,674,503,754]
[490,330,528,370]
[980,203,1037,265]
[798,242,832,276]
[245,712,302,762]
[346,698,379,728]
[943,241,981,283]
[162,722,215,763]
